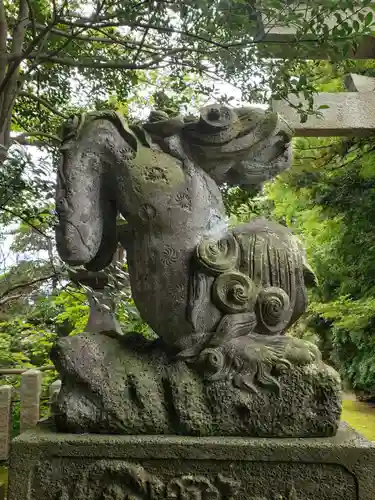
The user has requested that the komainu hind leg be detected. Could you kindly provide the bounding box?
[176,312,257,359]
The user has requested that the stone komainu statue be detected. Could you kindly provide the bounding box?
[52,105,341,437]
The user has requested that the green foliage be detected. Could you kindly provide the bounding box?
[4,0,375,155]
[0,147,55,227]
[116,297,155,339]
[222,186,275,225]
[51,289,89,337]
[262,63,375,397]
[266,138,375,393]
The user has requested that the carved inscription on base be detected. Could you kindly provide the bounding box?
[33,459,357,500]
[73,461,240,499]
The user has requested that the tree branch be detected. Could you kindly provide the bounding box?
[60,17,244,48]
[93,27,211,56]
[25,0,36,38]
[33,23,160,49]
[9,138,52,148]
[19,91,69,118]
[0,0,29,146]
[0,293,23,305]
[294,143,337,151]
[0,206,53,239]
[0,14,61,121]
[132,0,157,64]
[11,131,61,145]
[26,49,183,69]
[58,16,361,51]
[0,273,61,299]
[0,0,8,112]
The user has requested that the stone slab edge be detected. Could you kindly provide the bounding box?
[8,421,375,468]
[272,92,375,137]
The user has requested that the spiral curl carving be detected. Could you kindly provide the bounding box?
[212,271,258,314]
[202,348,225,374]
[196,233,239,275]
[255,286,291,335]
[161,245,178,266]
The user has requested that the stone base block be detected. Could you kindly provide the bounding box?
[7,421,375,499]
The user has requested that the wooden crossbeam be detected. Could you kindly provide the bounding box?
[271,73,375,137]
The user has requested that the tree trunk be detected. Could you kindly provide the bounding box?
[0,0,29,162]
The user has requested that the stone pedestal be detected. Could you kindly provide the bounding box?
[7,421,375,499]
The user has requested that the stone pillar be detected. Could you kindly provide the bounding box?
[0,385,12,460]
[20,370,42,433]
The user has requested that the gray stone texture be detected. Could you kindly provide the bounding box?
[0,384,12,460]
[344,73,375,93]
[19,369,42,433]
[55,107,296,356]
[69,269,122,335]
[272,92,375,137]
[53,105,343,437]
[51,331,341,437]
[7,422,375,499]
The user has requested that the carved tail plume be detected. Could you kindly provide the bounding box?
[83,200,118,272]
[56,112,121,271]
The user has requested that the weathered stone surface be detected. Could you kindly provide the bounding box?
[20,369,42,433]
[51,331,341,437]
[272,92,375,137]
[55,107,295,356]
[0,385,12,460]
[69,270,123,335]
[54,105,341,436]
[7,422,375,499]
[344,73,375,93]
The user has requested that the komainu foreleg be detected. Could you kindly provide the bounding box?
[195,333,321,395]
